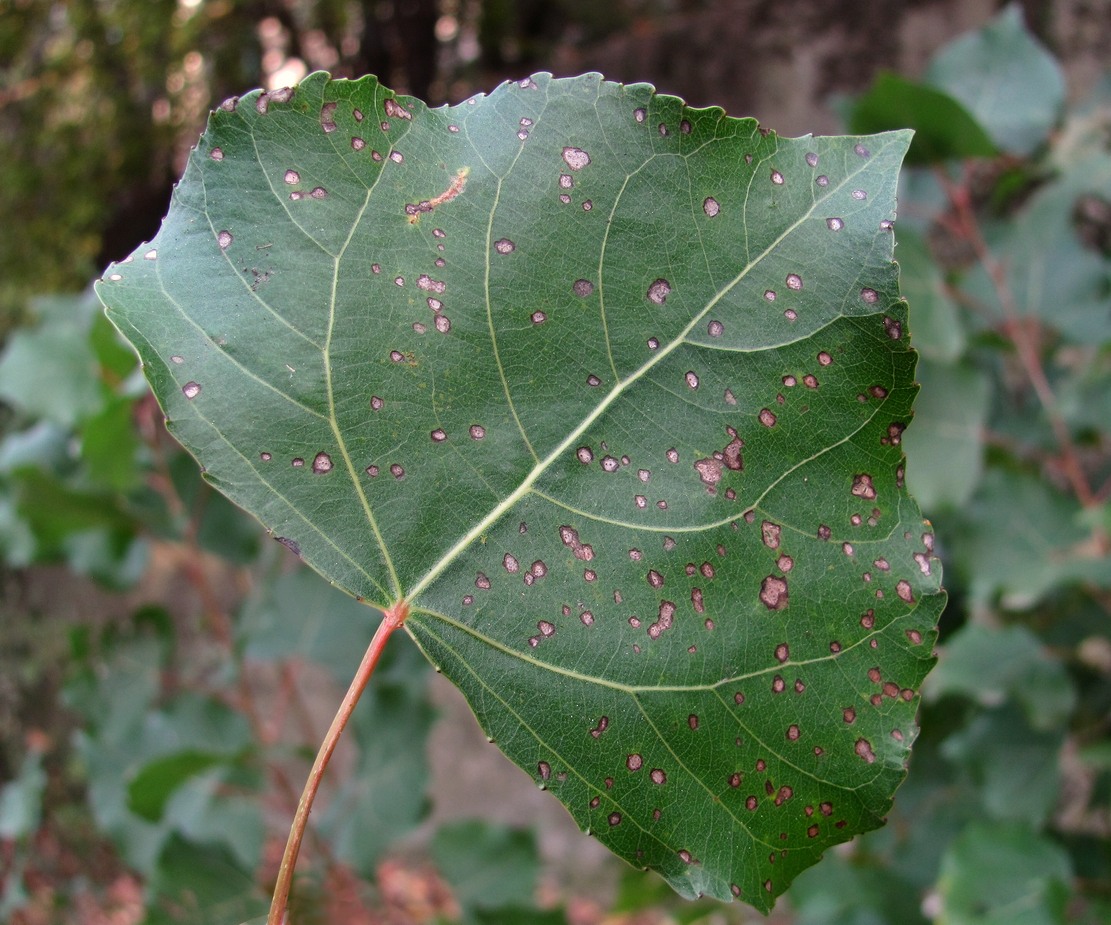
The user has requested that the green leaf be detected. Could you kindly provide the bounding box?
[946,467,1111,608]
[126,750,230,822]
[79,395,145,493]
[959,149,1111,345]
[849,72,996,165]
[146,835,268,925]
[473,909,568,925]
[0,306,104,427]
[940,705,1063,827]
[789,852,927,925]
[7,466,146,585]
[0,750,46,839]
[237,568,383,682]
[924,4,1065,156]
[431,821,540,912]
[96,71,941,909]
[168,452,262,564]
[0,421,70,475]
[896,230,965,363]
[902,358,990,512]
[937,821,1072,925]
[927,624,1076,730]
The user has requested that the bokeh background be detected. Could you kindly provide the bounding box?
[1,2,1109,924]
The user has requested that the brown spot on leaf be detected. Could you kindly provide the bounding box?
[851,474,877,500]
[760,575,789,610]
[723,436,744,471]
[694,457,723,489]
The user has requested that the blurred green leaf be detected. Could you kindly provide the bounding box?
[937,821,1072,925]
[145,835,268,925]
[154,691,254,754]
[790,851,927,925]
[7,466,145,585]
[941,704,1063,826]
[163,780,265,873]
[946,468,1111,607]
[858,731,981,892]
[473,909,568,925]
[68,633,254,873]
[1058,352,1111,435]
[1078,741,1111,770]
[237,567,382,683]
[0,312,104,427]
[928,624,1076,729]
[169,453,262,564]
[0,750,46,839]
[898,231,966,362]
[903,358,990,511]
[966,153,1111,345]
[0,421,71,475]
[126,750,229,822]
[925,4,1065,156]
[79,395,145,492]
[89,309,140,383]
[431,821,540,913]
[850,72,996,165]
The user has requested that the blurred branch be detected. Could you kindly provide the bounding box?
[937,165,1106,543]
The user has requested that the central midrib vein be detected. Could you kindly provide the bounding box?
[403,135,899,605]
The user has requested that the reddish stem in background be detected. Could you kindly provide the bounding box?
[267,599,409,925]
[937,168,1104,525]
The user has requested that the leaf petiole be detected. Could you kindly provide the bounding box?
[267,598,409,925]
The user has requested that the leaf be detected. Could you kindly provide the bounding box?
[940,704,1063,827]
[924,4,1065,157]
[936,821,1072,925]
[0,302,105,427]
[927,624,1076,730]
[0,750,46,839]
[127,750,230,822]
[849,72,996,165]
[146,835,268,925]
[237,568,383,682]
[789,851,928,925]
[894,230,965,363]
[95,72,941,909]
[946,467,1111,608]
[901,358,990,511]
[431,821,540,912]
[985,152,1111,345]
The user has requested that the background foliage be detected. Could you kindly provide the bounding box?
[1,3,1109,924]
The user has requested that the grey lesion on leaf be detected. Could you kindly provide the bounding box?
[384,97,412,122]
[759,575,789,610]
[694,429,743,494]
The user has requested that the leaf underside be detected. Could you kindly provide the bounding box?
[96,71,941,910]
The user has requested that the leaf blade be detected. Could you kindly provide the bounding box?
[96,72,940,910]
